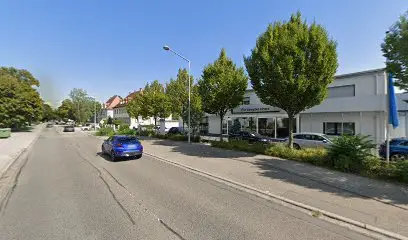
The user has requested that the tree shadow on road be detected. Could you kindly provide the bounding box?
[11,126,33,132]
[149,139,256,159]
[252,157,408,207]
[96,152,141,162]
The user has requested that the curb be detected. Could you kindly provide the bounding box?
[144,151,408,240]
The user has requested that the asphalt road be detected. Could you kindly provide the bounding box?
[0,127,373,240]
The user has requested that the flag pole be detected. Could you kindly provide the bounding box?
[386,74,390,164]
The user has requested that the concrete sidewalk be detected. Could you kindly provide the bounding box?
[0,124,44,176]
[141,139,408,238]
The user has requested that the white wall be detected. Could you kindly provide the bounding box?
[209,115,222,134]
[303,70,387,113]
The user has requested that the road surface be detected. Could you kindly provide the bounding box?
[0,127,372,240]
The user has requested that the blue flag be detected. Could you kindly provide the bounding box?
[388,73,399,128]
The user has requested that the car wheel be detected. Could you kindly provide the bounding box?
[110,150,117,162]
[293,143,301,150]
[134,154,142,159]
[101,145,105,155]
[390,154,406,162]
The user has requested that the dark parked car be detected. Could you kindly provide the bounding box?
[379,138,408,161]
[167,127,184,135]
[102,135,143,161]
[229,131,276,144]
[63,125,75,132]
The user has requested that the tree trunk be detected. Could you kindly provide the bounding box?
[154,117,157,127]
[288,114,294,149]
[219,114,224,142]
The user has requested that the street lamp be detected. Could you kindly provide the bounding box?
[163,45,191,143]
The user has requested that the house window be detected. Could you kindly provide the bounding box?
[323,122,355,135]
[328,85,355,98]
[242,97,250,105]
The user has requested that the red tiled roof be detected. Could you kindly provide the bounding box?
[112,90,142,109]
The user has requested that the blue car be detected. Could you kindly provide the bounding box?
[379,138,408,161]
[102,135,143,161]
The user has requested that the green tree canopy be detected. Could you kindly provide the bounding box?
[180,85,204,134]
[198,48,248,140]
[42,103,55,122]
[57,99,75,120]
[142,80,171,126]
[126,92,144,126]
[244,12,338,147]
[166,68,192,119]
[382,11,408,89]
[0,67,43,128]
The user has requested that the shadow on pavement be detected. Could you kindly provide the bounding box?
[252,158,408,206]
[96,152,141,162]
[150,139,256,159]
[11,126,33,132]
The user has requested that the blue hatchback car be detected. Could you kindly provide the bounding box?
[379,138,408,161]
[102,135,143,161]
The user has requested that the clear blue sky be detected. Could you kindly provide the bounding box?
[1,0,407,106]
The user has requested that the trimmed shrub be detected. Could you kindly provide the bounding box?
[95,127,115,136]
[212,140,268,154]
[394,160,408,182]
[138,130,155,136]
[117,128,135,136]
[265,144,328,166]
[327,135,376,172]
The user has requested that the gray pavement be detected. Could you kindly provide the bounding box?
[138,138,408,238]
[0,127,371,240]
[0,124,44,176]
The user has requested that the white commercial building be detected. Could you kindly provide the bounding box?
[206,68,408,145]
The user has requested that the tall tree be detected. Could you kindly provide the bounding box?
[142,80,171,126]
[69,88,93,123]
[180,85,204,134]
[198,48,248,140]
[57,99,75,120]
[244,12,338,148]
[381,11,408,89]
[42,103,55,121]
[126,92,144,130]
[0,67,43,128]
[166,68,192,120]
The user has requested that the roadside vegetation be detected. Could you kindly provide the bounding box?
[212,135,408,184]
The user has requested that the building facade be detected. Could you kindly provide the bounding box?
[206,68,408,145]
[96,95,122,123]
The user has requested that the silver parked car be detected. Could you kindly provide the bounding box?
[286,132,333,149]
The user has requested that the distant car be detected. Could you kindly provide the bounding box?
[46,123,54,128]
[81,125,90,131]
[63,125,75,132]
[101,135,143,161]
[167,127,184,135]
[229,131,278,144]
[379,138,408,161]
[286,132,332,149]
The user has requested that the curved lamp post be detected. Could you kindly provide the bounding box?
[163,45,191,143]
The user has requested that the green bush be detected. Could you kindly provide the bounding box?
[119,123,130,130]
[165,134,200,142]
[327,135,376,172]
[95,127,115,136]
[394,160,408,182]
[137,130,155,136]
[266,144,328,165]
[117,128,135,136]
[212,140,269,154]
